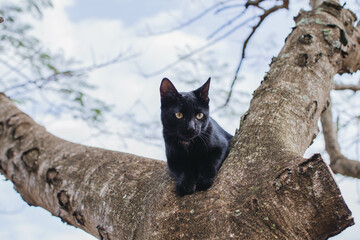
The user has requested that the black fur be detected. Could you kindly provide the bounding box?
[160,77,233,196]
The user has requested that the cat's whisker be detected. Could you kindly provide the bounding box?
[196,134,209,152]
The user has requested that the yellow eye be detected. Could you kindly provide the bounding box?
[175,112,183,119]
[196,113,204,120]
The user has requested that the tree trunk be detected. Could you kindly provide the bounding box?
[1,2,359,239]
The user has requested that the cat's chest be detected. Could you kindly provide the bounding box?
[167,140,211,159]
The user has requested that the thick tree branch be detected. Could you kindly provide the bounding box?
[310,0,340,10]
[0,95,169,238]
[334,82,360,91]
[1,2,359,239]
[321,100,360,178]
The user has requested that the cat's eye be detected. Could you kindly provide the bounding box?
[196,113,204,120]
[175,112,183,119]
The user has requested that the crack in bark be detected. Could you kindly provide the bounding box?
[12,122,31,140]
[21,148,39,172]
[46,167,60,185]
[306,100,318,120]
[274,168,292,191]
[6,148,14,160]
[97,226,111,240]
[0,122,4,137]
[57,190,71,211]
[299,33,313,44]
[296,53,309,67]
[73,211,85,226]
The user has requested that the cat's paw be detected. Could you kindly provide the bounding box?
[196,178,214,191]
[175,182,196,197]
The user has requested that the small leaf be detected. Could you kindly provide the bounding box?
[74,92,84,106]
[60,89,74,94]
[47,64,59,74]
[40,53,51,59]
[92,108,101,115]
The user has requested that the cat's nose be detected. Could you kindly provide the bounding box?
[187,121,195,134]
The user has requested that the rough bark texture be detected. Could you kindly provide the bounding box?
[334,82,360,91]
[321,101,360,178]
[1,2,360,239]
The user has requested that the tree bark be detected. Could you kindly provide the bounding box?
[1,2,359,239]
[333,82,360,91]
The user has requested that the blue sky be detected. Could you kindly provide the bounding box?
[1,0,360,239]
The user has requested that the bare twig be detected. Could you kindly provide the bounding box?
[145,1,227,35]
[140,15,258,77]
[0,47,44,80]
[3,51,138,92]
[141,0,290,78]
[215,4,245,14]
[321,99,360,179]
[207,9,247,39]
[0,57,33,82]
[246,0,265,9]
[220,0,289,109]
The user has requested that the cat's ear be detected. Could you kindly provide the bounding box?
[194,77,211,103]
[160,78,179,99]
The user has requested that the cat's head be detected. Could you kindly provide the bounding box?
[160,77,211,141]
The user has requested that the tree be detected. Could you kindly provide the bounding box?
[1,1,359,239]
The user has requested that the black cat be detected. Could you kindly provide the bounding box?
[160,77,233,196]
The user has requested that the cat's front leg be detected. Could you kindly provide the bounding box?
[196,166,217,191]
[175,172,196,197]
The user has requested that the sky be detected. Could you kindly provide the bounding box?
[1,0,360,239]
